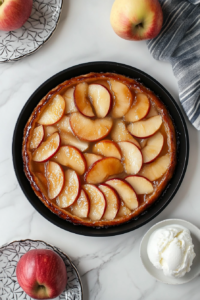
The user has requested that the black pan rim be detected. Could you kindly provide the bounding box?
[12,61,189,237]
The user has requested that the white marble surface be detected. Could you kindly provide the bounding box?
[0,1,200,299]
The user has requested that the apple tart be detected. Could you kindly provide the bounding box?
[22,72,176,227]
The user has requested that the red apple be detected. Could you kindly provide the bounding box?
[0,0,33,31]
[110,0,163,41]
[16,249,67,299]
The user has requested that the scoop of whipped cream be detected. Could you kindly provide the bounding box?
[147,224,196,278]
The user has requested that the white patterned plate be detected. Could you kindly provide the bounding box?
[0,239,83,299]
[0,0,63,63]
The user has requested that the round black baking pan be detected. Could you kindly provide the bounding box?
[12,62,189,236]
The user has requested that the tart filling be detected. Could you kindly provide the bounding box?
[22,73,176,227]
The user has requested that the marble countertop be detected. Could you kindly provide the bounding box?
[0,0,200,299]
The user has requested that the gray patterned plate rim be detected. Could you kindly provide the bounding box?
[0,0,63,63]
[0,239,83,300]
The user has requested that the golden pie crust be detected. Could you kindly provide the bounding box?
[22,72,176,227]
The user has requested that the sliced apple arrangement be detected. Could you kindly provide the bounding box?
[29,79,171,223]
[88,84,112,117]
[30,125,44,150]
[70,112,113,142]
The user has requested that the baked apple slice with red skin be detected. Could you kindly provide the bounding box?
[35,172,47,188]
[146,105,158,118]
[124,93,150,122]
[56,116,72,133]
[44,126,58,139]
[82,184,106,221]
[45,161,65,200]
[70,112,113,142]
[30,125,44,150]
[68,189,90,218]
[142,132,164,163]
[38,94,65,125]
[84,153,103,169]
[84,157,123,185]
[53,146,86,175]
[88,84,112,118]
[62,87,77,114]
[118,141,143,175]
[60,132,89,152]
[98,184,120,220]
[125,175,154,194]
[56,169,80,208]
[32,132,60,163]
[74,82,95,117]
[35,172,48,196]
[57,116,89,151]
[106,179,138,211]
[111,120,141,149]
[117,201,131,218]
[127,115,162,139]
[109,80,133,118]
[92,140,121,160]
[139,154,170,181]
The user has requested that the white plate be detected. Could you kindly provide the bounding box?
[0,0,63,63]
[0,239,83,299]
[140,219,200,284]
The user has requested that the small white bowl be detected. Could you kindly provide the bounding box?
[140,219,200,284]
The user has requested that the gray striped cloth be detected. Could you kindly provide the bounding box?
[147,0,200,130]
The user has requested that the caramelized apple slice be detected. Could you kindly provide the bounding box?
[70,112,113,142]
[109,80,133,118]
[30,125,44,150]
[88,84,112,118]
[83,184,106,221]
[53,146,86,175]
[117,201,131,218]
[124,94,150,122]
[147,105,158,118]
[99,184,120,220]
[118,141,143,175]
[140,139,148,149]
[125,175,154,194]
[142,132,164,163]
[84,157,123,184]
[127,116,162,138]
[45,161,64,200]
[44,126,58,139]
[106,179,138,210]
[74,82,95,117]
[60,132,89,152]
[57,116,89,151]
[111,120,140,149]
[35,172,48,196]
[56,169,80,208]
[84,153,102,169]
[68,189,90,218]
[139,154,170,181]
[62,87,77,114]
[38,94,65,125]
[56,116,72,133]
[32,132,60,162]
[92,140,121,160]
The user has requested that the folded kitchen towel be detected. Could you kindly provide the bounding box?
[147,0,200,130]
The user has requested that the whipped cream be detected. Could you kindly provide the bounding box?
[147,224,196,278]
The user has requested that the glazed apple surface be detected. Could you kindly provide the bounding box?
[23,72,176,227]
[16,249,67,299]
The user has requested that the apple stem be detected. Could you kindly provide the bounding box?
[0,0,4,5]
[136,23,143,29]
